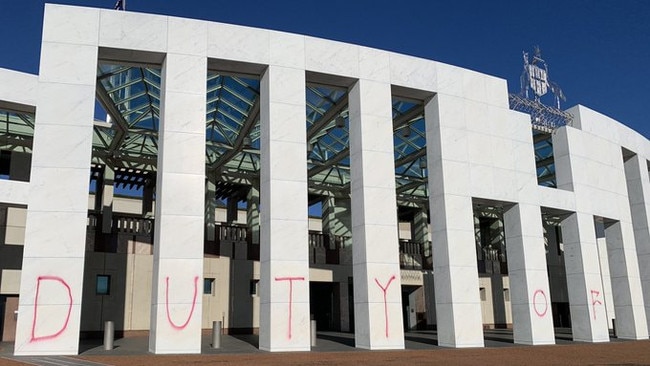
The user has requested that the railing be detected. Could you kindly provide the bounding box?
[215,224,248,243]
[114,215,153,235]
[210,223,259,261]
[399,240,432,270]
[86,213,154,235]
[87,216,434,270]
[308,231,349,265]
[477,246,508,275]
[87,212,154,253]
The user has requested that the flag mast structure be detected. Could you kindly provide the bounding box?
[114,0,126,10]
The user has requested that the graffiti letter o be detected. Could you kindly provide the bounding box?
[533,289,548,317]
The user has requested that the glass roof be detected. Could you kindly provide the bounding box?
[0,109,34,152]
[95,63,161,171]
[92,66,431,205]
[0,62,432,206]
[393,99,428,205]
[533,131,556,187]
[206,72,260,176]
[307,84,350,188]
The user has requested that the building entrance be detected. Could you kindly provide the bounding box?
[309,282,340,331]
[1,296,18,342]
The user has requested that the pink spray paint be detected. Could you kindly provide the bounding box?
[374,275,396,338]
[30,276,73,342]
[275,276,305,340]
[590,289,602,320]
[532,289,548,317]
[165,276,199,330]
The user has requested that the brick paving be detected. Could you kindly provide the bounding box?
[2,331,650,365]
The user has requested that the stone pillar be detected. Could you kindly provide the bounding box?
[226,197,238,224]
[14,6,99,356]
[424,94,484,348]
[595,229,615,329]
[247,183,260,245]
[603,220,648,339]
[259,65,310,352]
[349,79,404,350]
[9,151,31,182]
[411,209,429,243]
[323,197,352,237]
[101,167,114,234]
[503,203,555,345]
[560,213,609,342]
[94,167,104,213]
[148,49,207,352]
[205,180,216,242]
[323,197,352,264]
[142,177,155,217]
[624,155,650,331]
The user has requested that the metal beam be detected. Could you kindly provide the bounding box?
[393,105,424,129]
[307,94,348,141]
[209,98,260,171]
[535,156,555,168]
[395,148,426,168]
[95,81,131,154]
[308,147,349,177]
[396,179,426,194]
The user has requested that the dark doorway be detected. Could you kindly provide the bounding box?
[1,296,18,342]
[402,291,409,330]
[348,277,354,332]
[310,282,340,331]
[0,296,4,340]
[552,302,571,328]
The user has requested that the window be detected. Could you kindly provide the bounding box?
[250,280,259,296]
[203,278,215,295]
[96,275,111,295]
[479,287,486,301]
[503,288,510,302]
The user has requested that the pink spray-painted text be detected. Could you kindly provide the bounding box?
[30,276,73,342]
[275,276,305,340]
[165,276,199,330]
[590,289,602,320]
[533,289,548,318]
[375,275,396,338]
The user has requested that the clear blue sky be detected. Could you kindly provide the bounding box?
[1,0,648,138]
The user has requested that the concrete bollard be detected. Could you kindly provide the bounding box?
[212,320,222,349]
[310,320,317,347]
[103,320,114,351]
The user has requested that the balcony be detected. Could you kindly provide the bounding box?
[399,240,432,270]
[86,215,434,271]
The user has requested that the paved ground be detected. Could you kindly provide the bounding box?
[1,330,649,365]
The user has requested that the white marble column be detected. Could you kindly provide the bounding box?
[560,213,610,342]
[603,220,648,339]
[101,167,114,234]
[205,180,216,242]
[226,197,238,223]
[247,183,260,245]
[259,65,310,352]
[504,204,555,345]
[624,155,650,331]
[142,177,155,217]
[148,50,207,352]
[14,6,99,356]
[411,209,429,244]
[349,79,404,350]
[323,197,352,237]
[424,94,484,348]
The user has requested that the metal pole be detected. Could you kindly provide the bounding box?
[212,320,222,349]
[310,320,317,347]
[103,320,114,351]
